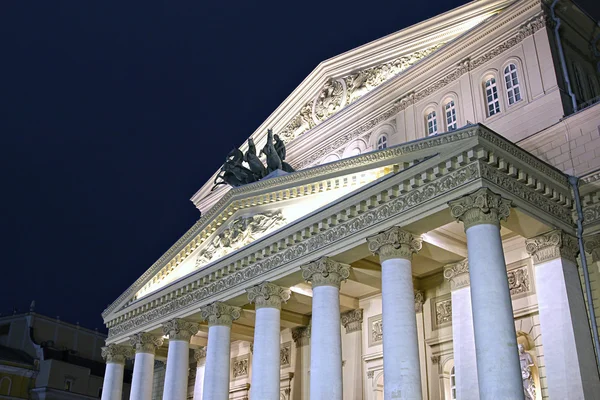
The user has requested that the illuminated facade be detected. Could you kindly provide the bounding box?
[101,0,600,399]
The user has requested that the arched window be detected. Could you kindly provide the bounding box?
[444,100,458,131]
[504,64,522,105]
[450,367,456,400]
[426,110,438,136]
[349,147,361,156]
[377,135,388,150]
[0,377,12,396]
[484,76,501,116]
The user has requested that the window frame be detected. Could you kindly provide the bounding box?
[376,134,388,150]
[425,108,439,136]
[443,98,458,131]
[503,63,522,106]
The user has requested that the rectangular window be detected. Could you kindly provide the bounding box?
[485,78,501,116]
[427,111,438,135]
[64,379,73,392]
[445,100,457,131]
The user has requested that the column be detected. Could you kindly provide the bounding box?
[448,188,522,400]
[130,333,164,400]
[291,326,311,399]
[526,230,600,398]
[100,344,134,400]
[247,282,291,400]
[192,348,206,400]
[341,309,363,399]
[444,259,479,400]
[200,302,241,400]
[367,226,423,400]
[162,319,199,400]
[584,236,600,335]
[301,257,350,400]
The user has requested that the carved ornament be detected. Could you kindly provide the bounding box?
[162,318,199,342]
[246,282,291,310]
[341,309,363,333]
[232,355,249,379]
[414,290,425,313]
[443,259,470,290]
[584,235,600,263]
[200,302,241,327]
[101,344,134,364]
[367,226,422,261]
[449,188,511,230]
[195,211,286,268]
[280,342,291,368]
[194,347,206,362]
[525,230,579,264]
[291,326,311,347]
[508,265,531,296]
[129,332,163,354]
[301,257,351,288]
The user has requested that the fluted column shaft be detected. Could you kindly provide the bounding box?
[162,319,199,400]
[101,344,134,400]
[192,348,206,400]
[129,333,164,400]
[201,302,241,400]
[444,260,479,400]
[528,231,600,398]
[301,257,350,400]
[449,188,522,400]
[368,227,422,400]
[247,282,291,400]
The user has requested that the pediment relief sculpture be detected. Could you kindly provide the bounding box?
[278,43,445,142]
[195,211,286,268]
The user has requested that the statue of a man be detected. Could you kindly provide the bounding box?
[519,344,536,400]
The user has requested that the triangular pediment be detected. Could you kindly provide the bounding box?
[103,127,487,320]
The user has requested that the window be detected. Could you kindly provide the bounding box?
[64,379,73,392]
[349,147,361,156]
[485,77,501,116]
[0,377,12,396]
[450,367,456,399]
[377,135,388,149]
[444,100,457,131]
[573,63,585,101]
[504,64,522,105]
[426,111,438,135]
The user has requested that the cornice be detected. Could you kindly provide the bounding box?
[105,126,572,341]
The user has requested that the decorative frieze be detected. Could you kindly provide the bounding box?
[367,226,422,261]
[291,326,311,347]
[368,314,383,347]
[507,265,531,296]
[525,230,579,264]
[414,290,425,313]
[584,235,600,262]
[341,309,363,333]
[231,355,249,379]
[443,259,470,290]
[246,282,291,310]
[280,342,291,368]
[200,302,241,327]
[129,332,163,354]
[101,344,134,364]
[162,318,199,341]
[449,188,512,230]
[301,257,351,289]
[432,295,452,329]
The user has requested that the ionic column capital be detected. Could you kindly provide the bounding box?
[129,332,163,354]
[193,347,206,363]
[162,318,199,342]
[444,259,470,290]
[448,188,511,230]
[584,235,600,263]
[246,282,291,310]
[301,257,351,289]
[200,302,241,327]
[341,309,363,333]
[525,230,579,264]
[291,325,311,347]
[101,344,134,364]
[367,226,422,261]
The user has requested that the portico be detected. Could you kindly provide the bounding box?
[99,124,600,399]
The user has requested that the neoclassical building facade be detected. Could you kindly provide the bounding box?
[100,0,600,399]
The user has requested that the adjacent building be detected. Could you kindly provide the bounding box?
[100,0,600,399]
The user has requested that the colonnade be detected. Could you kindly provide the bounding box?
[101,188,600,400]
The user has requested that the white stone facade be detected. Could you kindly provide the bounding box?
[100,0,600,399]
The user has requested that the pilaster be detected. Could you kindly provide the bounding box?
[443,259,470,290]
[525,230,579,264]
[341,309,363,333]
[292,325,311,347]
[367,226,422,261]
[448,188,511,230]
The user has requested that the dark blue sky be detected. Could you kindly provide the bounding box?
[2,1,598,331]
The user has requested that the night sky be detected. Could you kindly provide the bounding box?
[2,1,599,332]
